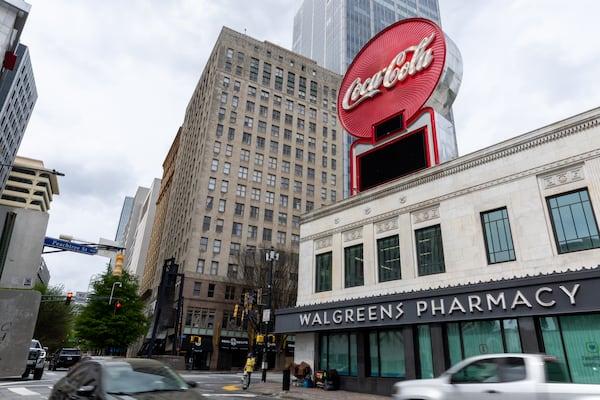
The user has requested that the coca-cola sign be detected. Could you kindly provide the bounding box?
[338,18,447,139]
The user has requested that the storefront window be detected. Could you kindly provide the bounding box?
[417,325,434,378]
[319,333,357,376]
[377,235,401,282]
[541,315,600,384]
[447,319,521,365]
[368,329,405,377]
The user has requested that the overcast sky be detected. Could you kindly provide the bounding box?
[17,0,600,294]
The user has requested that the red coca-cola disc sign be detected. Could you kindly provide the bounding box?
[338,18,446,139]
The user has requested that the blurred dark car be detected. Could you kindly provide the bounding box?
[49,358,200,400]
[49,347,82,370]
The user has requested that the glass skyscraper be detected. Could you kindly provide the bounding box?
[292,0,443,197]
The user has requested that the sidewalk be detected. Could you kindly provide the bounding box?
[244,373,390,400]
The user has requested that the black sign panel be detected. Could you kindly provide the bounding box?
[275,269,600,333]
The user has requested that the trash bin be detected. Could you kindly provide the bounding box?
[282,368,291,391]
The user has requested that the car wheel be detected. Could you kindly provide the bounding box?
[33,368,43,380]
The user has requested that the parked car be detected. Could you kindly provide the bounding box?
[49,358,200,400]
[392,353,600,400]
[49,347,82,370]
[22,339,47,380]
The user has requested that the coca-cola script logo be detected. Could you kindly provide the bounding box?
[338,18,446,139]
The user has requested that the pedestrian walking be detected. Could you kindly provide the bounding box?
[242,352,256,389]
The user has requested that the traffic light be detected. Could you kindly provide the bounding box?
[114,301,122,314]
[233,304,239,318]
[65,291,73,305]
[113,253,124,276]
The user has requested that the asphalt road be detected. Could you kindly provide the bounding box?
[0,369,272,399]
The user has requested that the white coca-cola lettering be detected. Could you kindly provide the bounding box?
[342,33,436,111]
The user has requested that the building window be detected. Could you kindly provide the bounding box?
[377,235,401,282]
[415,225,445,276]
[210,261,218,275]
[263,228,272,241]
[316,252,332,292]
[202,216,211,231]
[196,259,205,274]
[265,191,275,204]
[232,222,243,236]
[234,202,245,216]
[344,244,364,288]
[264,209,273,222]
[251,187,261,200]
[208,283,215,297]
[247,225,258,239]
[481,207,516,263]
[547,188,600,254]
[200,237,208,252]
[278,212,287,226]
[220,180,229,193]
[250,206,259,219]
[277,231,286,245]
[218,199,226,212]
[216,218,224,233]
[225,264,238,280]
[208,177,216,190]
[236,184,246,197]
[193,282,202,296]
[225,284,236,299]
[213,239,221,254]
[205,196,213,210]
[238,166,248,180]
[230,243,241,256]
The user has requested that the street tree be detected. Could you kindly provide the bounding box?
[33,283,75,351]
[74,266,149,355]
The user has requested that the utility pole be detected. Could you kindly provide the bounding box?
[261,247,278,382]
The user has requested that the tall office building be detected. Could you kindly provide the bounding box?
[292,0,444,196]
[144,27,343,370]
[0,0,35,193]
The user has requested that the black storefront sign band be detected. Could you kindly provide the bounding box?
[275,268,600,333]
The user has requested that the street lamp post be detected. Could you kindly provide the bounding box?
[261,247,279,382]
[109,282,122,305]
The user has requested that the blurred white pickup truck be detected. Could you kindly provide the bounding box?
[392,353,600,400]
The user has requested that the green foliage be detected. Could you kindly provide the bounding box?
[74,266,150,354]
[33,283,75,352]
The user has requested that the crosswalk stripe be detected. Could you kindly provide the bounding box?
[8,387,39,396]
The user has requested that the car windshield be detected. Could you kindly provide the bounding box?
[103,361,189,394]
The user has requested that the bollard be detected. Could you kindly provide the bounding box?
[282,368,291,391]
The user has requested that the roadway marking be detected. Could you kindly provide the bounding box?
[8,387,39,396]
[201,395,257,398]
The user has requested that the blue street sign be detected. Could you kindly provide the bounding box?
[44,237,98,255]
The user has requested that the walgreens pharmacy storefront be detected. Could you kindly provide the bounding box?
[276,268,600,395]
